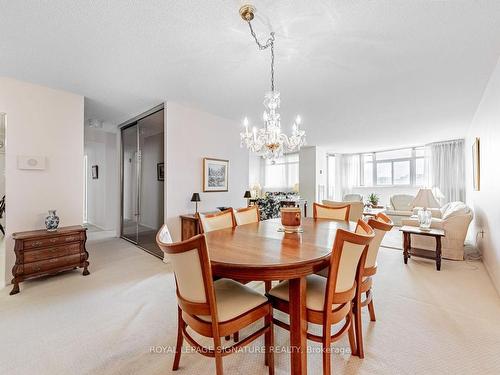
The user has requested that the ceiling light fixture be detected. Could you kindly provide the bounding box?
[239,4,306,159]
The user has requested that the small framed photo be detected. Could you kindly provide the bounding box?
[157,162,164,181]
[91,165,99,179]
[203,158,229,192]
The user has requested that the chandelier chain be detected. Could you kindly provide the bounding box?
[247,21,275,92]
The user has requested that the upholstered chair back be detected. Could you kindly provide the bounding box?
[322,200,363,221]
[199,208,235,233]
[329,220,374,293]
[365,214,394,268]
[234,206,260,226]
[313,202,350,221]
[157,233,213,306]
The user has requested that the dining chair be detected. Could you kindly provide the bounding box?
[198,208,236,233]
[267,219,375,375]
[322,199,363,221]
[352,213,393,356]
[234,206,260,226]
[313,202,350,221]
[157,231,274,375]
[234,206,271,294]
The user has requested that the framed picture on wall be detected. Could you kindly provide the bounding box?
[472,137,480,191]
[203,158,229,192]
[157,163,164,181]
[91,165,98,179]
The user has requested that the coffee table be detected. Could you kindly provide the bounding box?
[363,207,386,218]
[400,225,445,270]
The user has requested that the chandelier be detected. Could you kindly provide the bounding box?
[239,4,306,159]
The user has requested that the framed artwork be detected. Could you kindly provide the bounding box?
[203,158,229,192]
[472,137,480,191]
[157,162,164,181]
[91,165,99,179]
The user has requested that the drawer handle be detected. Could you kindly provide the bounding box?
[50,238,57,243]
[65,237,76,242]
[33,266,41,272]
[31,241,43,247]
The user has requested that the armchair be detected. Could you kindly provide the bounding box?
[401,202,473,260]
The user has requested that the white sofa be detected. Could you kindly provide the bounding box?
[401,202,473,261]
[343,194,363,202]
[385,194,415,226]
[322,200,364,221]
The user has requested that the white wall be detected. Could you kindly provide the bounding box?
[466,57,500,295]
[0,78,84,286]
[165,102,249,241]
[84,127,119,232]
[299,146,328,210]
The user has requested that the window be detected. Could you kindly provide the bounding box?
[376,162,392,185]
[264,153,299,189]
[360,146,426,187]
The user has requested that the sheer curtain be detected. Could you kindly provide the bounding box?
[334,154,360,200]
[427,139,465,204]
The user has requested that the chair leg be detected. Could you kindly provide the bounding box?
[233,331,239,342]
[322,324,332,375]
[264,307,275,374]
[367,291,376,322]
[214,336,224,375]
[265,281,272,293]
[354,299,364,359]
[173,307,184,371]
[347,309,357,356]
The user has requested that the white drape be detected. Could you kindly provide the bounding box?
[427,139,465,204]
[335,154,360,200]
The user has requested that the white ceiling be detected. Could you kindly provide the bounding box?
[1,1,500,152]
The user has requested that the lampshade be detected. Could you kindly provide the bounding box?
[190,193,201,202]
[243,190,251,198]
[411,188,440,208]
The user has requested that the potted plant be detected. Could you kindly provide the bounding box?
[368,193,380,207]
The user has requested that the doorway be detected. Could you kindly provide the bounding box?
[120,107,164,258]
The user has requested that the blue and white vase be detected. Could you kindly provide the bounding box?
[45,210,60,231]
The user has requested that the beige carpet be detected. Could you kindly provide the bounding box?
[1,231,500,375]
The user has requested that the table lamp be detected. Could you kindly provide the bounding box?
[244,190,252,207]
[191,193,201,214]
[411,188,439,230]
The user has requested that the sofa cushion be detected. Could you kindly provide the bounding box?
[386,209,413,217]
[390,194,414,211]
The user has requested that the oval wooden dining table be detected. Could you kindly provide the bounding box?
[205,217,356,375]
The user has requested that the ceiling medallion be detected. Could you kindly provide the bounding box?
[239,4,306,159]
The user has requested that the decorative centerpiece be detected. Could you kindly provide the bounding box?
[368,193,380,207]
[45,210,60,231]
[279,207,302,233]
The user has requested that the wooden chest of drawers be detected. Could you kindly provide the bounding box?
[10,225,89,295]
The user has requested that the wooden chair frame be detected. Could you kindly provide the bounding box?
[157,231,274,375]
[313,202,351,221]
[197,208,236,234]
[267,219,374,375]
[353,212,393,357]
[234,205,260,224]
